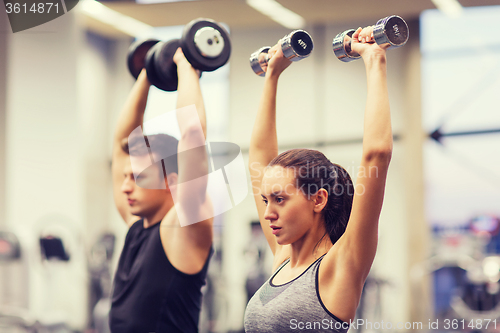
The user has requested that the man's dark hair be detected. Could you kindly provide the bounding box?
[122,133,179,176]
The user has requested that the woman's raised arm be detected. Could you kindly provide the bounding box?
[326,26,393,282]
[248,44,292,256]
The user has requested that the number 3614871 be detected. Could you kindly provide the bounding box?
[443,319,497,330]
[5,3,59,14]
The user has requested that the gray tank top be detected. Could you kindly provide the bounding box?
[244,255,349,333]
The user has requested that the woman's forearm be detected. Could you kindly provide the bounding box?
[249,75,279,164]
[362,55,393,161]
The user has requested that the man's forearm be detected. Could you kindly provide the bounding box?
[114,70,151,144]
[176,62,206,140]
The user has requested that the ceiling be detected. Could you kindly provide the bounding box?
[83,0,498,38]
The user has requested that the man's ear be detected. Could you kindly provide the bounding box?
[312,188,328,213]
[165,172,178,190]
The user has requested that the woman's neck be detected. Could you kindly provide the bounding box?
[288,224,333,268]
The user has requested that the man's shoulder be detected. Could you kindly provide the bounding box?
[158,206,213,274]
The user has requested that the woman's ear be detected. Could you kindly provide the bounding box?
[313,188,329,213]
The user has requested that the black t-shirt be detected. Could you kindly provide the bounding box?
[109,220,212,333]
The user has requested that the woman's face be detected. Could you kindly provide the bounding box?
[260,166,317,245]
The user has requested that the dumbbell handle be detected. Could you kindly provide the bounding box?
[333,15,409,62]
[250,29,314,76]
[249,46,271,77]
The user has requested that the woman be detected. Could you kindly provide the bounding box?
[244,26,393,332]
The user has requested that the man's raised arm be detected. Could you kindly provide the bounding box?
[111,70,150,225]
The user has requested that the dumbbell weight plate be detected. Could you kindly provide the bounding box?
[181,18,231,72]
[153,39,182,92]
[127,38,160,79]
[373,15,409,49]
[194,27,225,58]
[145,41,178,92]
[144,39,203,92]
[281,30,314,61]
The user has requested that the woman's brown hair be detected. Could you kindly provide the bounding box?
[269,149,353,245]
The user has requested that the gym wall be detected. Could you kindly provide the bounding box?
[3,12,88,329]
[0,10,7,230]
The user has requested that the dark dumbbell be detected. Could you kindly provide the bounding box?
[332,15,409,62]
[144,39,183,92]
[249,30,313,76]
[180,18,231,72]
[126,18,231,91]
[127,38,160,79]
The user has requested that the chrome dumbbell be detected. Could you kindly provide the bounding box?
[249,30,314,76]
[333,15,409,62]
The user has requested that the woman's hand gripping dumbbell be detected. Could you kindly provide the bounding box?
[333,15,409,62]
[126,18,231,91]
[249,30,313,76]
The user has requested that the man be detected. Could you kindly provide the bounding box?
[108,48,213,333]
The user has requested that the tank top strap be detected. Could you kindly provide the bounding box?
[302,253,327,282]
[311,253,327,272]
[270,253,328,286]
[270,257,291,278]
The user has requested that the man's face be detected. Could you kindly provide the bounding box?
[121,155,172,217]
